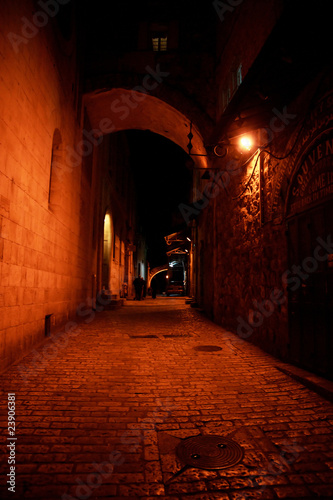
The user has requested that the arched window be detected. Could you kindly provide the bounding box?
[102,212,113,290]
[48,129,62,207]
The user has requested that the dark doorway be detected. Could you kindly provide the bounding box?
[287,199,333,379]
[45,314,52,337]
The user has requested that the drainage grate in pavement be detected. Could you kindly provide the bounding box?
[193,345,222,352]
[161,426,293,486]
[175,434,244,470]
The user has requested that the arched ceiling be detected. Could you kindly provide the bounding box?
[84,89,208,169]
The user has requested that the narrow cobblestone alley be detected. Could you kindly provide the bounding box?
[1,298,333,500]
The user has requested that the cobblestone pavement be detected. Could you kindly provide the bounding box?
[1,297,333,500]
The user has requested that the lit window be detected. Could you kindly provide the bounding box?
[160,37,167,51]
[152,37,159,51]
[152,36,167,52]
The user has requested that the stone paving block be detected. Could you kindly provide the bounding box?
[67,483,118,498]
[309,484,333,497]
[19,485,71,499]
[254,474,289,486]
[117,443,143,454]
[37,463,74,473]
[293,461,330,473]
[273,485,313,497]
[316,471,333,483]
[227,477,258,489]
[118,483,165,497]
[142,430,159,446]
[145,461,163,483]
[171,469,219,485]
[143,497,179,500]
[180,494,230,500]
[229,489,276,499]
[288,472,319,485]
[114,462,144,474]
[206,477,230,489]
[167,480,207,495]
[1,298,333,499]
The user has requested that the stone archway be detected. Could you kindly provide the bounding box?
[83,89,208,170]
[148,264,169,288]
[83,88,208,304]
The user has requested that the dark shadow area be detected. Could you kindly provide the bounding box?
[126,130,192,267]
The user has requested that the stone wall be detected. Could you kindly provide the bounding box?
[92,131,138,300]
[198,152,288,359]
[198,71,333,367]
[214,0,283,120]
[0,0,90,369]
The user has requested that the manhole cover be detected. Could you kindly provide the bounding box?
[194,345,222,351]
[176,435,244,470]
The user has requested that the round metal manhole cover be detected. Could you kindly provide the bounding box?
[176,435,244,470]
[194,345,222,352]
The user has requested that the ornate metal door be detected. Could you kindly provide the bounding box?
[288,200,333,379]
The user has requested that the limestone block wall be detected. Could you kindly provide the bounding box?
[92,131,138,300]
[0,0,92,369]
[198,73,333,365]
[197,153,290,359]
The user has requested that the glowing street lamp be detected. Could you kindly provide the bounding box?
[239,135,253,151]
